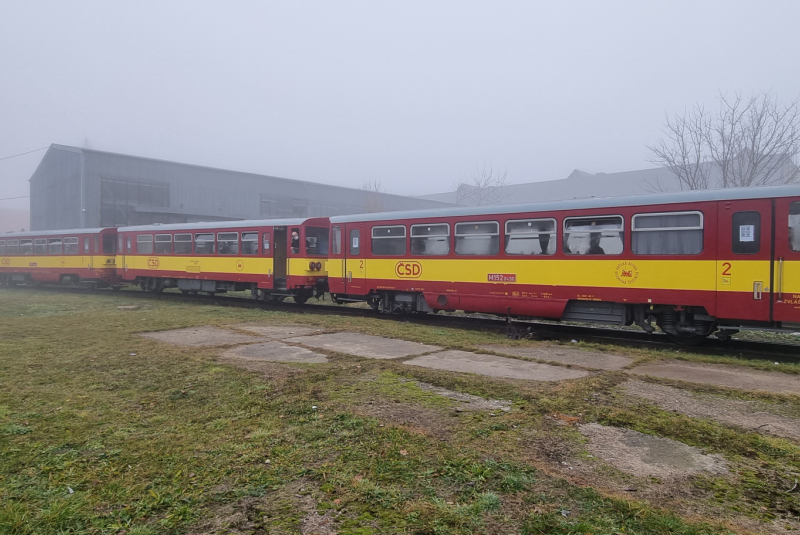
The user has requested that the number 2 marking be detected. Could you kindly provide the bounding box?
[721,262,732,276]
[359,260,364,269]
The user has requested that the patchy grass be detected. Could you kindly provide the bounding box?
[1,288,799,534]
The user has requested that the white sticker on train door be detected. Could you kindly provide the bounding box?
[739,225,755,242]
[352,237,359,248]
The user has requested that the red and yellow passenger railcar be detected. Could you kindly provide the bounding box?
[116,218,329,302]
[0,228,118,287]
[329,186,800,342]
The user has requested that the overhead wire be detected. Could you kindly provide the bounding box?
[0,147,47,161]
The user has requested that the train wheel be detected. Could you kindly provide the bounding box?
[293,293,309,305]
[665,332,709,346]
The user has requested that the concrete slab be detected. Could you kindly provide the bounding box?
[235,324,324,339]
[223,342,328,363]
[480,344,632,371]
[629,360,800,395]
[404,350,590,381]
[139,326,268,347]
[285,333,440,359]
[579,423,728,478]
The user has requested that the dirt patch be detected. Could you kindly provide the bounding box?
[629,360,800,395]
[139,326,267,347]
[480,343,633,371]
[186,495,271,535]
[299,494,337,535]
[622,380,800,441]
[405,350,591,381]
[579,423,728,480]
[354,402,455,441]
[414,381,511,412]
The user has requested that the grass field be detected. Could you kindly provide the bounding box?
[1,288,799,534]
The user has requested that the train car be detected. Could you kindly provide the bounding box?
[0,227,118,287]
[116,218,329,303]
[328,185,800,343]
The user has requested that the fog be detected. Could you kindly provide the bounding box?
[2,1,799,212]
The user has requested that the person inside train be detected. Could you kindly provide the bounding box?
[291,231,300,254]
[587,232,605,255]
[538,232,550,254]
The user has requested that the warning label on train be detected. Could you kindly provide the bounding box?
[488,273,516,282]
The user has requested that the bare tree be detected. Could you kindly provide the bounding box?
[454,165,509,206]
[649,91,800,190]
[361,178,385,213]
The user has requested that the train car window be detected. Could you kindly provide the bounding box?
[632,211,703,255]
[155,234,172,254]
[241,232,258,255]
[20,239,33,255]
[731,211,760,254]
[7,240,19,255]
[84,238,91,254]
[563,216,623,255]
[789,202,800,252]
[48,238,63,255]
[218,232,239,255]
[103,235,116,255]
[126,236,132,254]
[0,240,5,255]
[64,237,79,255]
[174,233,192,255]
[195,233,215,255]
[410,223,450,255]
[34,238,47,255]
[505,219,556,255]
[306,227,329,256]
[331,226,342,255]
[261,232,270,253]
[455,222,499,256]
[291,227,301,253]
[137,235,154,255]
[372,225,406,256]
[349,229,360,256]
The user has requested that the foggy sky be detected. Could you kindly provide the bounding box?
[2,1,799,211]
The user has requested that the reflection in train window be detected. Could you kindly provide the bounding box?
[49,238,63,255]
[155,234,173,254]
[371,225,406,256]
[411,223,450,256]
[564,216,624,255]
[505,219,556,255]
[632,211,703,255]
[455,222,499,256]
[136,235,153,255]
[174,234,192,255]
[20,239,33,255]
[194,233,215,255]
[218,232,239,255]
[790,202,800,252]
[242,232,258,255]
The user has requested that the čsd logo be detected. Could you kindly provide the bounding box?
[395,261,422,278]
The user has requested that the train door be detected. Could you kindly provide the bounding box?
[344,223,367,294]
[773,198,800,324]
[273,227,287,289]
[328,225,345,293]
[716,199,773,322]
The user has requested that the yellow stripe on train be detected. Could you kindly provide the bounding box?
[329,258,798,293]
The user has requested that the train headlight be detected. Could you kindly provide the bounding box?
[315,262,322,271]
[309,261,316,271]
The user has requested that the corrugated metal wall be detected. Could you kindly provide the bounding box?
[30,145,451,230]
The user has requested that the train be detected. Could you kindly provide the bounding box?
[2,185,799,344]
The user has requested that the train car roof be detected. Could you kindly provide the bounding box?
[329,184,800,223]
[117,218,315,233]
[0,227,113,239]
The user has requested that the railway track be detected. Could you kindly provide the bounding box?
[7,284,800,363]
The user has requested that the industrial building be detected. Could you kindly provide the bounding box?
[30,144,451,231]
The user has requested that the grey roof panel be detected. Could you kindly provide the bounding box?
[0,227,111,238]
[117,218,314,233]
[331,185,800,223]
